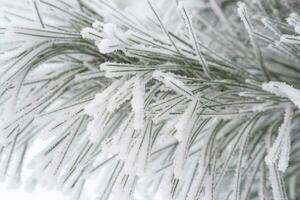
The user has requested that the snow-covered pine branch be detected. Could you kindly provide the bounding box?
[0,0,300,200]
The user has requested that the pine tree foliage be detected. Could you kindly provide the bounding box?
[0,0,300,199]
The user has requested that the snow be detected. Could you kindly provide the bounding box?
[262,81,300,109]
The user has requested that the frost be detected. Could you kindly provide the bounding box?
[261,17,280,36]
[152,71,193,98]
[81,22,134,54]
[286,13,300,34]
[262,81,300,109]
[118,116,134,160]
[97,23,132,53]
[278,126,291,172]
[110,115,132,155]
[92,21,104,31]
[173,98,198,178]
[85,79,123,116]
[267,158,288,200]
[203,174,213,200]
[280,34,300,44]
[131,75,145,130]
[97,38,118,54]
[100,62,150,77]
[265,105,293,172]
[237,2,253,39]
[177,1,210,78]
[80,27,103,42]
[286,13,300,27]
[155,170,173,200]
[174,98,198,142]
[295,26,300,34]
[84,79,123,142]
[110,185,130,200]
[186,158,206,200]
[1,0,300,199]
[107,77,135,113]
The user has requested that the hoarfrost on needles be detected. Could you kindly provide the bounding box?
[265,105,293,172]
[262,81,300,109]
[131,75,145,130]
